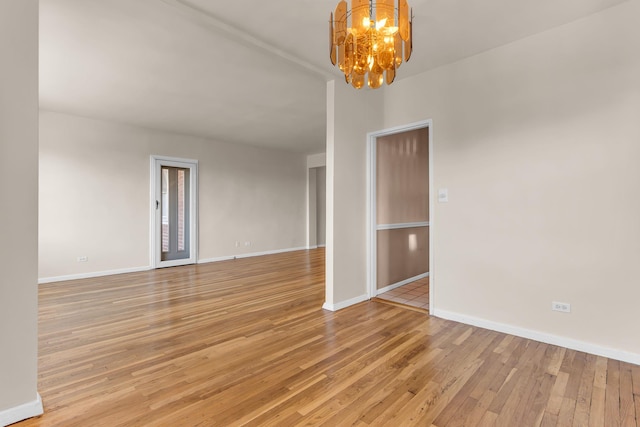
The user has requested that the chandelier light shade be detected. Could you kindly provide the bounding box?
[330,0,412,89]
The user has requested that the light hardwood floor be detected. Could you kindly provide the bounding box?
[16,249,639,426]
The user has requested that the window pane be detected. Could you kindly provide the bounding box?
[161,168,169,253]
[177,169,185,252]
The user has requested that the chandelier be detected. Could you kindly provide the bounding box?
[330,0,412,89]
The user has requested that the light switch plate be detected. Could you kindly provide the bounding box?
[438,188,449,203]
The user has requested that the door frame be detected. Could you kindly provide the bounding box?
[150,155,198,268]
[366,120,434,314]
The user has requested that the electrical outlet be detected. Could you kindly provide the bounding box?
[552,301,571,313]
[244,241,251,247]
[77,256,88,262]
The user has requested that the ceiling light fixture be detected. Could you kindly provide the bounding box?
[330,0,412,89]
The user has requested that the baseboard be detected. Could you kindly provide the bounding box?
[39,248,314,284]
[235,246,309,259]
[197,255,235,264]
[322,294,369,312]
[377,272,429,295]
[307,245,319,250]
[317,244,326,248]
[39,266,151,284]
[433,309,640,366]
[0,393,43,427]
[198,247,309,264]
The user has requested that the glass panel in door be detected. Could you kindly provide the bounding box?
[161,166,190,261]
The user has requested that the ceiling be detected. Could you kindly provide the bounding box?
[39,0,628,154]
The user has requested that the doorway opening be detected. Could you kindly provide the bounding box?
[307,153,327,250]
[367,121,433,313]
[307,166,327,249]
[150,156,198,268]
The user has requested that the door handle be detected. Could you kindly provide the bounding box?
[156,200,159,210]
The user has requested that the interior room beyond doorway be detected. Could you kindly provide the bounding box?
[372,125,430,313]
[376,277,429,311]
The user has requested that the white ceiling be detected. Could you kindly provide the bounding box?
[39,0,628,154]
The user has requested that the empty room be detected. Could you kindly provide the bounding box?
[1,0,639,426]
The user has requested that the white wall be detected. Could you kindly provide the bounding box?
[0,0,42,424]
[325,81,383,309]
[307,167,318,248]
[316,166,326,246]
[307,153,326,169]
[306,153,326,248]
[378,1,639,361]
[39,111,307,280]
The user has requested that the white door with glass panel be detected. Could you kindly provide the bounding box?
[151,156,198,268]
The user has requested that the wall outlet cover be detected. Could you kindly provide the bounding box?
[552,301,571,313]
[438,188,449,203]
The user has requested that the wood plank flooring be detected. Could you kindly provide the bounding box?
[15,249,639,426]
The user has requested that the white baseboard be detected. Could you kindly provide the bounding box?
[377,272,429,295]
[317,244,326,248]
[39,247,315,284]
[39,266,151,284]
[0,393,43,427]
[323,294,369,312]
[433,309,640,366]
[235,246,309,259]
[198,246,309,264]
[197,255,235,264]
[307,245,319,250]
